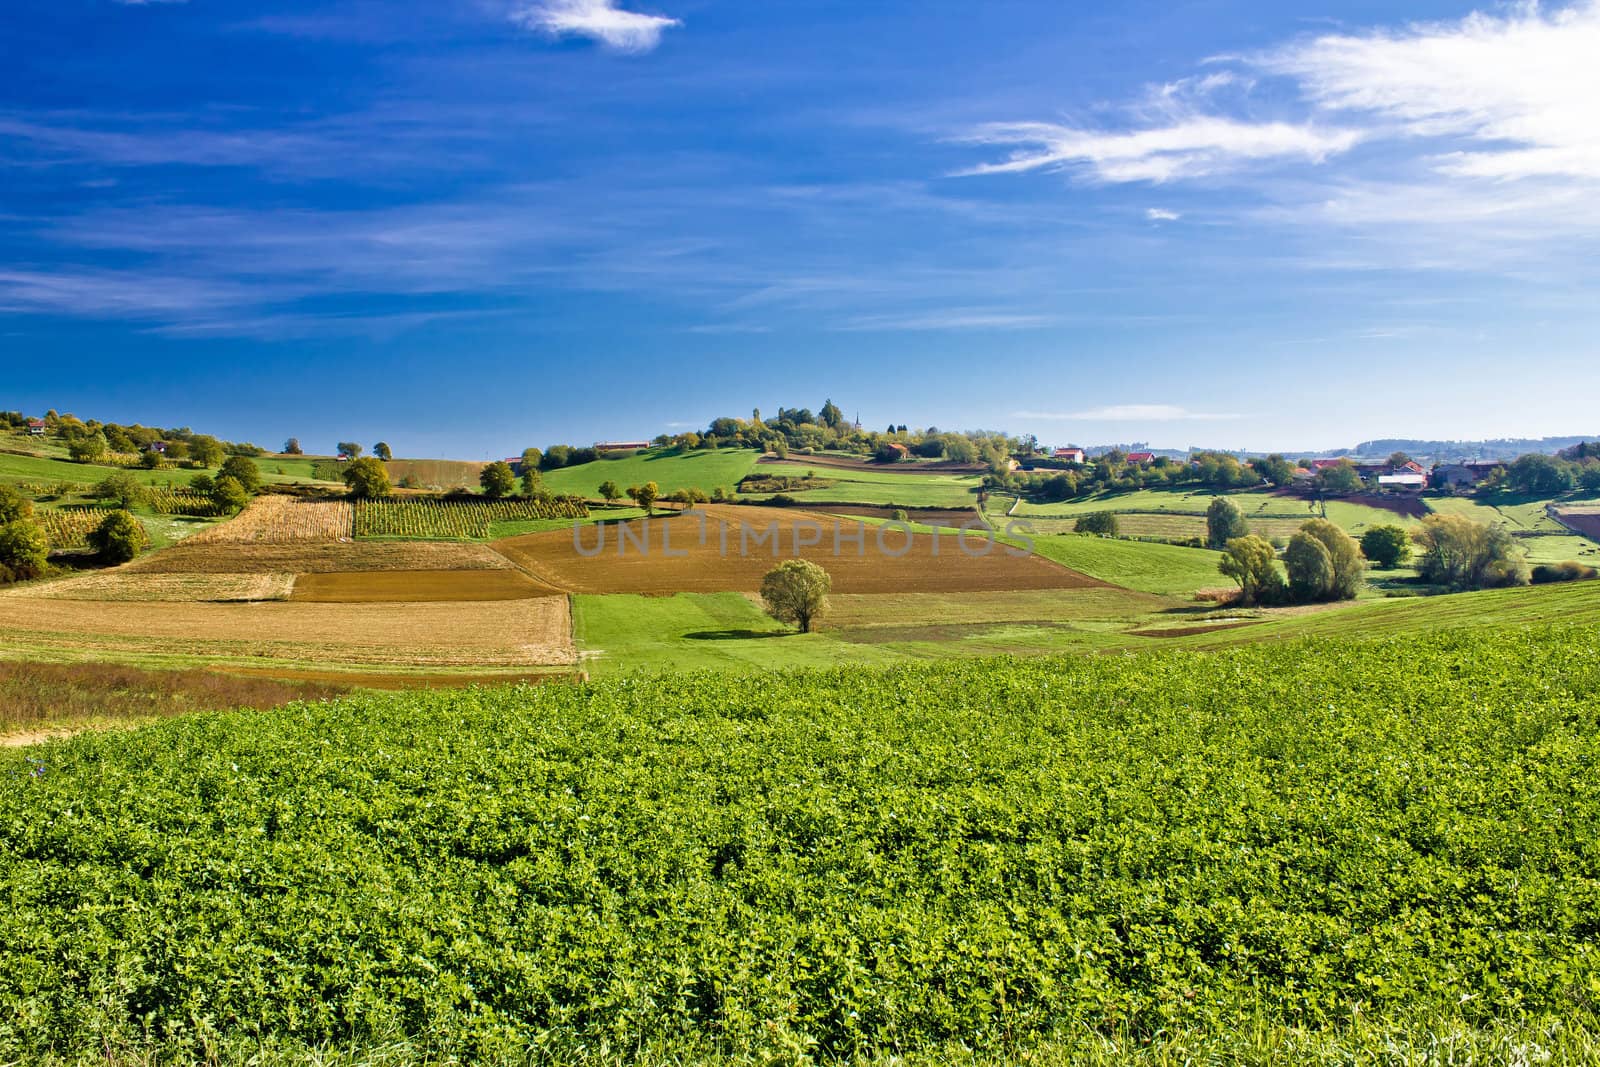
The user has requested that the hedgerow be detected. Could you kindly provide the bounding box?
[3,630,1599,1062]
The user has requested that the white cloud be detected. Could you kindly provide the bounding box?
[837,310,1057,331]
[957,117,1361,183]
[511,0,680,53]
[1146,208,1181,222]
[1015,405,1240,422]
[1261,2,1600,181]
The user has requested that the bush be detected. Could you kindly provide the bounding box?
[86,510,147,563]
[479,461,516,499]
[1284,532,1336,602]
[343,457,392,499]
[91,471,146,509]
[211,476,249,513]
[1074,511,1119,536]
[1361,525,1413,569]
[1297,519,1364,600]
[1414,514,1528,590]
[0,486,32,525]
[218,456,262,494]
[1531,561,1598,584]
[0,519,49,582]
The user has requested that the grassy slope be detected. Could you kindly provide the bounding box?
[1026,534,1225,595]
[540,448,760,498]
[5,631,1597,1062]
[0,449,339,490]
[757,460,980,507]
[573,592,910,674]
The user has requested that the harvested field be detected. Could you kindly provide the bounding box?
[130,539,517,575]
[291,569,560,602]
[771,503,979,528]
[385,458,486,490]
[1,571,294,603]
[0,597,575,668]
[1272,488,1429,520]
[186,496,353,544]
[492,505,1102,594]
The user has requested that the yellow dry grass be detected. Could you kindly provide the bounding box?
[186,496,354,544]
[0,571,294,603]
[0,596,575,668]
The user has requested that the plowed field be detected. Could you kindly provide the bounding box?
[291,570,560,602]
[491,505,1102,594]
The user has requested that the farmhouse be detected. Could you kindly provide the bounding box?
[595,441,651,452]
[1433,461,1503,489]
[1124,451,1155,465]
[146,441,168,455]
[26,419,46,436]
[1053,447,1086,463]
[1377,473,1426,491]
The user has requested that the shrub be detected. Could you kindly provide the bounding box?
[479,461,516,499]
[86,510,147,563]
[1297,519,1364,600]
[1284,531,1336,602]
[0,519,49,582]
[91,471,146,509]
[1074,511,1119,536]
[1531,561,1598,584]
[0,486,32,524]
[211,476,249,513]
[1361,525,1413,569]
[343,457,392,499]
[1218,534,1283,606]
[1413,514,1528,590]
[218,456,262,494]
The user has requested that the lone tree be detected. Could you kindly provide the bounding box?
[760,559,832,633]
[87,510,147,564]
[1218,534,1282,606]
[283,438,303,455]
[1361,525,1413,569]
[598,479,622,504]
[342,456,392,499]
[520,465,544,499]
[92,471,146,510]
[218,455,261,495]
[1206,497,1249,549]
[373,442,394,462]
[337,441,364,460]
[480,460,516,499]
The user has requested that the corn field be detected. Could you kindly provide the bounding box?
[36,508,117,550]
[187,496,355,544]
[353,497,588,539]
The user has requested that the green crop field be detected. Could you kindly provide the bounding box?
[1026,534,1225,595]
[754,461,982,507]
[5,630,1599,1064]
[0,449,339,493]
[539,448,761,498]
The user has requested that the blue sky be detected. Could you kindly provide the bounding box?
[3,0,1597,458]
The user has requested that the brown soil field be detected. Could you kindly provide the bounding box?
[758,453,985,475]
[0,597,575,668]
[492,505,1103,594]
[1555,509,1600,540]
[291,569,561,602]
[2,572,294,603]
[766,503,979,528]
[386,458,487,490]
[186,496,354,544]
[130,539,517,575]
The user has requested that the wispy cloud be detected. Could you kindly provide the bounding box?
[957,118,1360,183]
[836,309,1058,332]
[510,0,680,53]
[1015,405,1241,422]
[1146,208,1181,222]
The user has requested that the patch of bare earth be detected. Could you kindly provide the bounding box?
[2,571,294,602]
[491,504,1103,595]
[0,597,576,668]
[130,539,517,575]
[291,569,561,602]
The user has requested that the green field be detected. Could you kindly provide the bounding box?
[6,630,1599,1063]
[0,448,339,492]
[757,460,982,507]
[540,448,761,498]
[1005,488,1408,538]
[1026,534,1226,595]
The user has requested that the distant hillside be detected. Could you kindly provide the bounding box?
[1341,437,1598,462]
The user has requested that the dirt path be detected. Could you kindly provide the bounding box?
[2,730,70,748]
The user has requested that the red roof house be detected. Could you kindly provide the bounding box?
[1125,451,1155,465]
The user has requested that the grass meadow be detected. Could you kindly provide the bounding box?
[539,448,761,498]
